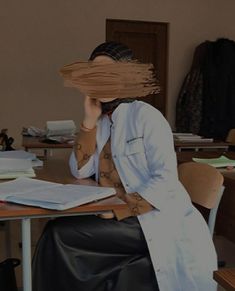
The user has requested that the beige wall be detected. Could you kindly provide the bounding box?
[1,0,235,147]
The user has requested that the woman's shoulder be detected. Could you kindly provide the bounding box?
[130,100,172,131]
[130,100,165,119]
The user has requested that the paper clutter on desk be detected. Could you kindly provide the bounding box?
[46,120,76,137]
[0,150,43,168]
[173,133,214,143]
[0,158,35,179]
[192,155,235,168]
[0,177,116,210]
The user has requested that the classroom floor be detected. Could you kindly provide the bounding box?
[0,222,235,290]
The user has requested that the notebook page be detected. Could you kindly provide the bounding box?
[0,177,60,200]
[6,184,116,210]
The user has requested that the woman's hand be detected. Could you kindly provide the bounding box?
[83,96,102,129]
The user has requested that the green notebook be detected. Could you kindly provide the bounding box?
[192,155,235,168]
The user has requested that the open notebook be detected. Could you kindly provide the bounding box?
[0,177,116,210]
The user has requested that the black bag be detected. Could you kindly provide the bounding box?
[0,129,15,151]
[0,258,20,291]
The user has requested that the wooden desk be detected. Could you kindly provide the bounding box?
[0,156,127,291]
[213,268,235,291]
[22,136,74,157]
[177,151,235,243]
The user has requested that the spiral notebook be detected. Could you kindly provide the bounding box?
[0,177,116,210]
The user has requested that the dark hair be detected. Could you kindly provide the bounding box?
[89,41,133,61]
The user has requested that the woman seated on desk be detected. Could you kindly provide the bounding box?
[33,42,217,291]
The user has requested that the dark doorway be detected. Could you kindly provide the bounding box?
[106,19,169,117]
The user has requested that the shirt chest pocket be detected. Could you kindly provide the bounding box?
[125,138,145,156]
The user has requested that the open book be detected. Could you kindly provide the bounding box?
[0,177,116,210]
[193,155,235,168]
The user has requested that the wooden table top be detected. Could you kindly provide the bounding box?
[22,136,74,149]
[0,156,127,219]
[0,196,126,219]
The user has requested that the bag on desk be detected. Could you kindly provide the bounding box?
[0,258,20,291]
[0,129,15,151]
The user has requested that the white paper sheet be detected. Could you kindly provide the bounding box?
[0,158,33,173]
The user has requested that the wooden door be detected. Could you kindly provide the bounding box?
[106,19,168,117]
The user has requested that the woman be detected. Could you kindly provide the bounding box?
[33,42,217,291]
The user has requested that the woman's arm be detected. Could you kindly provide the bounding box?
[74,126,97,169]
[69,96,101,178]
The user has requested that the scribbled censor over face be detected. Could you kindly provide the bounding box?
[60,61,160,99]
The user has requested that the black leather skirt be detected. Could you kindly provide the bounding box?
[32,215,159,291]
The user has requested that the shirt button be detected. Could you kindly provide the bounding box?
[113,155,117,158]
[125,183,129,187]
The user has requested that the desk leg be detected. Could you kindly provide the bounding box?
[22,218,32,291]
[5,221,11,257]
[44,149,48,158]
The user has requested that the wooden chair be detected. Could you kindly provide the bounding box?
[226,128,235,143]
[178,162,224,236]
[213,268,235,291]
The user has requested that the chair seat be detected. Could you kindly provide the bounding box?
[213,268,235,291]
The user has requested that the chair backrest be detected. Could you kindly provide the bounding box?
[226,128,235,143]
[178,162,225,236]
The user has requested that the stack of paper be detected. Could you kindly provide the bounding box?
[0,150,43,168]
[46,120,76,137]
[173,133,213,143]
[44,120,76,144]
[0,177,116,210]
[193,155,235,168]
[0,158,35,179]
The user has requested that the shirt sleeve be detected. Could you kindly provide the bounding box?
[113,192,154,221]
[125,192,154,216]
[74,127,97,170]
